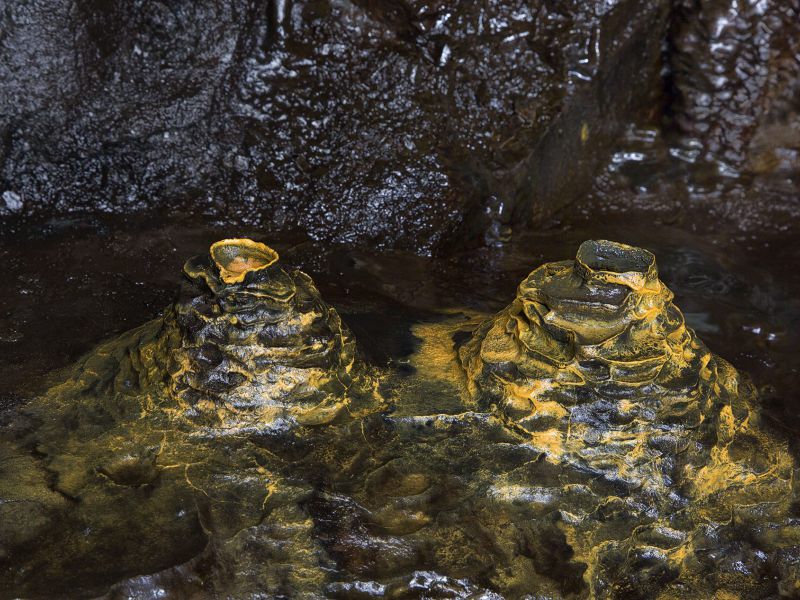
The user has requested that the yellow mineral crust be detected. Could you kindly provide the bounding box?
[0,239,389,599]
[458,240,798,596]
[3,239,799,599]
[156,239,381,429]
[210,238,279,284]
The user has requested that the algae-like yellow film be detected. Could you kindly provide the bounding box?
[0,240,798,599]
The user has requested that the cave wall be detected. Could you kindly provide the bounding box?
[1,0,674,253]
[669,0,800,176]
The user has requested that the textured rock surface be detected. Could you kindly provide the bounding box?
[1,240,798,598]
[669,0,800,175]
[164,238,374,427]
[458,240,800,596]
[0,0,670,252]
[0,240,381,598]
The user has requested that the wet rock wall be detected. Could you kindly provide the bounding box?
[1,0,670,253]
[669,0,800,176]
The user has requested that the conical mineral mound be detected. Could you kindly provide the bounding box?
[0,239,381,598]
[458,239,799,596]
[160,238,373,428]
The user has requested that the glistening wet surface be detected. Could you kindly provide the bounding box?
[2,0,800,594]
[2,203,800,597]
[3,92,800,594]
[1,206,798,447]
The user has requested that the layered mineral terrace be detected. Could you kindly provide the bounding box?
[0,239,798,599]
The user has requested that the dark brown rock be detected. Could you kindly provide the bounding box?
[0,0,670,253]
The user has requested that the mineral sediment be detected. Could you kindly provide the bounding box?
[163,238,373,428]
[458,239,800,597]
[1,239,798,599]
[0,239,381,598]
